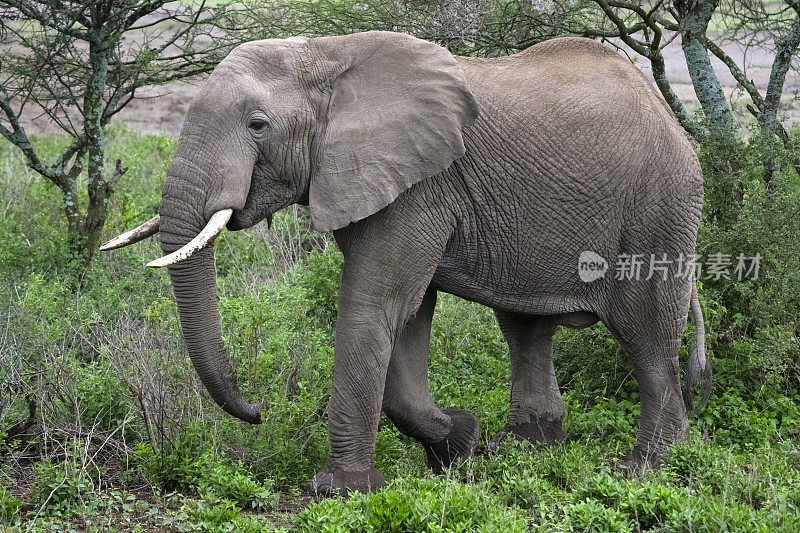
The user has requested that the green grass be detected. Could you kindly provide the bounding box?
[1,125,799,531]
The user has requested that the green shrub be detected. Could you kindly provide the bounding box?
[295,477,527,532]
[296,245,344,329]
[563,498,631,533]
[566,395,639,447]
[429,294,509,435]
[171,494,283,533]
[132,434,279,511]
[0,487,21,524]
[198,464,279,510]
[133,439,213,492]
[27,446,99,513]
[77,360,131,432]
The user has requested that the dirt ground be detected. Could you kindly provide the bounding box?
[16,35,800,136]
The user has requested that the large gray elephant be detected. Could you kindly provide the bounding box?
[103,31,711,496]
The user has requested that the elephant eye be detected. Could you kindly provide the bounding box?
[248,119,270,134]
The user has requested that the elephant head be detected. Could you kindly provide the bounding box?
[102,31,478,424]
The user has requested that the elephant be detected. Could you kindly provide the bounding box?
[103,30,711,497]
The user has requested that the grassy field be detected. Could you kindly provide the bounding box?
[1,125,799,531]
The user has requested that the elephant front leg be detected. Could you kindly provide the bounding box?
[306,206,453,497]
[307,299,392,497]
[490,312,565,451]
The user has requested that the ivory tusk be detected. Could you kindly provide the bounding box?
[100,215,160,251]
[146,209,232,268]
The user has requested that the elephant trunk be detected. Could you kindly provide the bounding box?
[159,171,262,424]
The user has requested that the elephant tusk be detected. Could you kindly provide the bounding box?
[100,215,160,251]
[146,209,232,268]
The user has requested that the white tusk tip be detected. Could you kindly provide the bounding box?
[145,258,169,268]
[99,215,160,252]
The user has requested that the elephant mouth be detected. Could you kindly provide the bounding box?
[226,207,253,232]
[226,207,273,232]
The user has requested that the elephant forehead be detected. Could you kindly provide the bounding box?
[185,81,250,120]
[195,73,311,130]
[221,38,307,77]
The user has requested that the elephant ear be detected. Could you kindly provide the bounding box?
[309,31,479,231]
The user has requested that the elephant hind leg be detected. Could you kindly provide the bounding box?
[382,288,479,473]
[490,311,565,452]
[603,300,689,472]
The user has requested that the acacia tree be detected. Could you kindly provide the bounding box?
[0,0,263,273]
[709,0,800,183]
[264,0,585,56]
[575,0,800,182]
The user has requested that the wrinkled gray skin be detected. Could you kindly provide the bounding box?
[157,31,708,496]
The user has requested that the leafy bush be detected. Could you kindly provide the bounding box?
[0,487,21,524]
[170,494,284,533]
[563,498,631,533]
[76,360,131,432]
[132,437,279,511]
[295,477,527,532]
[27,443,99,513]
[198,465,279,510]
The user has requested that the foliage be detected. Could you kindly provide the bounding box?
[27,455,97,514]
[132,438,279,510]
[261,0,586,56]
[0,487,21,525]
[295,435,800,531]
[170,494,285,533]
[294,477,528,532]
[698,125,800,397]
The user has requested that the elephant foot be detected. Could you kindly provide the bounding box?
[615,447,664,476]
[487,416,563,453]
[306,466,386,497]
[423,408,479,473]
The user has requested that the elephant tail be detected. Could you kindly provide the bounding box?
[682,283,712,415]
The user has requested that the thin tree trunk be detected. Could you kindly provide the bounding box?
[79,38,111,271]
[762,19,800,131]
[650,52,707,141]
[760,18,800,186]
[682,38,734,131]
[678,0,743,222]
[680,0,734,133]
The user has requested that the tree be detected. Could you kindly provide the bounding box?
[263,0,584,56]
[707,0,800,183]
[0,0,261,274]
[575,0,800,185]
